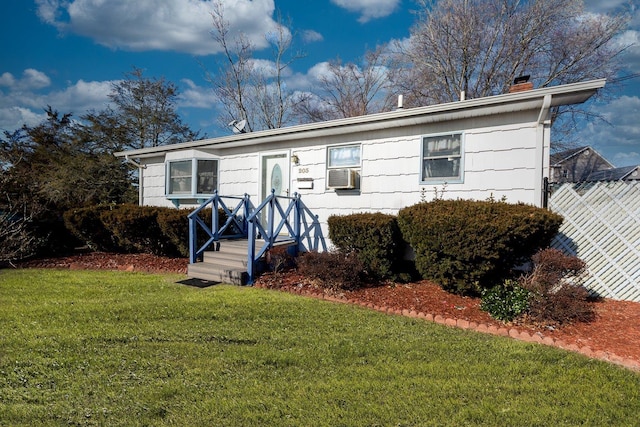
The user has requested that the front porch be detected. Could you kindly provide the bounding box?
[187,191,326,285]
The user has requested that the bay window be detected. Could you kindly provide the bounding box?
[166,159,218,197]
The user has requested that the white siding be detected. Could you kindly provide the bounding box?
[219,153,259,198]
[139,116,544,231]
[141,161,174,208]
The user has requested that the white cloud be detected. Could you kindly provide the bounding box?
[616,30,640,74]
[578,95,640,166]
[21,69,52,90]
[0,107,47,131]
[583,0,640,74]
[330,0,400,23]
[0,75,113,131]
[45,80,113,112]
[306,62,333,81]
[0,73,222,134]
[179,79,217,109]
[0,72,16,87]
[302,30,323,43]
[600,96,640,135]
[612,150,640,165]
[35,0,285,56]
[0,69,51,91]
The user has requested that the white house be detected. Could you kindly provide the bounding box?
[115,79,605,237]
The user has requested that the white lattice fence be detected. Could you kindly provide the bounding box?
[549,181,640,302]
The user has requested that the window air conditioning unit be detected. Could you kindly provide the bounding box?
[327,168,356,189]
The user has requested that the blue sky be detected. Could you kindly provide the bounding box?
[1,0,639,166]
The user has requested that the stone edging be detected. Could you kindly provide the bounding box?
[283,287,640,372]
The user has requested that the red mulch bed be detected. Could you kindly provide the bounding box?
[17,252,640,369]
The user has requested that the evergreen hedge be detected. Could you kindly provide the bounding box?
[63,205,122,252]
[397,199,563,295]
[99,205,178,256]
[64,204,227,257]
[327,212,403,280]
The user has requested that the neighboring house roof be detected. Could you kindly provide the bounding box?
[115,79,606,159]
[550,146,615,169]
[585,165,640,181]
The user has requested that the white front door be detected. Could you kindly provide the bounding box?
[260,152,290,200]
[260,152,290,232]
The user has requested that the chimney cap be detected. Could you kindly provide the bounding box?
[514,75,530,85]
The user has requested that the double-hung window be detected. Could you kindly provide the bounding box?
[166,159,218,197]
[421,133,463,182]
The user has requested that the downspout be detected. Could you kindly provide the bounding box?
[125,155,147,206]
[535,95,552,208]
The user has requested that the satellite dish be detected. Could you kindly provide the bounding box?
[228,119,247,134]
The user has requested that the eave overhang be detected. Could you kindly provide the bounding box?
[115,79,606,159]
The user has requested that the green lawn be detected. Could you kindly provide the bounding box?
[1,269,639,426]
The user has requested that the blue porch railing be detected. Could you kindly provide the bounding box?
[187,190,326,284]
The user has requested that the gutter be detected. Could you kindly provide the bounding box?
[124,155,147,206]
[536,95,553,208]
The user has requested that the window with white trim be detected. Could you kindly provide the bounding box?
[327,144,361,168]
[421,133,463,182]
[325,144,362,190]
[166,159,218,197]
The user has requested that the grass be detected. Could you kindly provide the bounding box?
[1,269,639,426]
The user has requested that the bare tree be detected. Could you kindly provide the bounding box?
[207,3,304,132]
[391,0,630,106]
[296,48,395,122]
[0,199,39,266]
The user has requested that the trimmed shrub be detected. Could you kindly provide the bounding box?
[99,204,179,256]
[65,204,237,257]
[64,205,122,252]
[481,280,531,322]
[328,213,403,280]
[521,248,595,325]
[157,208,231,257]
[296,250,366,290]
[397,199,563,295]
[156,208,191,257]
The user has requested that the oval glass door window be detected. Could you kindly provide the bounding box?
[271,163,282,195]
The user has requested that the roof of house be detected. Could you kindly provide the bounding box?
[550,146,590,165]
[585,165,640,181]
[549,146,614,169]
[115,79,606,159]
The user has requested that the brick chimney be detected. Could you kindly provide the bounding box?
[509,75,533,93]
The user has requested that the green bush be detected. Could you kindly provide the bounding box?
[157,208,231,257]
[63,205,122,252]
[328,213,403,280]
[65,204,239,258]
[99,204,179,256]
[480,280,531,322]
[397,199,563,295]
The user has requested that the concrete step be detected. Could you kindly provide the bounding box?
[202,251,248,267]
[201,239,248,266]
[188,238,297,285]
[189,239,251,285]
[187,261,248,285]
